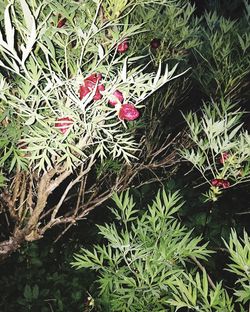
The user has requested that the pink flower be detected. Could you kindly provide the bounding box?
[119,103,139,121]
[55,117,73,134]
[219,152,229,164]
[221,180,230,189]
[108,90,124,106]
[117,40,129,53]
[211,178,230,189]
[79,73,105,101]
[150,38,161,49]
[211,179,219,186]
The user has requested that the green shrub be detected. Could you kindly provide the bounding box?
[72,190,250,311]
[180,99,250,201]
[192,9,250,101]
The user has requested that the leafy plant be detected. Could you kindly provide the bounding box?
[72,189,212,311]
[72,189,250,311]
[1,1,250,310]
[0,0,180,172]
[0,0,186,260]
[224,230,250,304]
[130,1,200,65]
[192,7,250,101]
[180,99,250,201]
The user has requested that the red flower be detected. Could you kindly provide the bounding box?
[150,38,161,49]
[57,17,67,28]
[79,73,105,101]
[211,178,230,189]
[222,180,230,189]
[55,117,73,134]
[117,40,129,53]
[108,90,124,106]
[219,152,229,164]
[119,103,139,121]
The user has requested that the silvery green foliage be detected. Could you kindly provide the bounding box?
[72,190,250,311]
[193,7,250,100]
[72,189,212,311]
[180,99,250,201]
[0,0,182,173]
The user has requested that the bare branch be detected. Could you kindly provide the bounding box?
[27,168,57,229]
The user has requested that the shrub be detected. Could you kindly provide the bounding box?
[192,9,250,101]
[72,189,250,311]
[180,99,250,201]
[0,0,186,260]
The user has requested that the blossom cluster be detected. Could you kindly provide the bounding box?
[54,35,161,134]
[56,71,140,134]
[211,178,230,189]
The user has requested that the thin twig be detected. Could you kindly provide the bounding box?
[234,211,250,215]
[190,256,216,290]
[54,223,74,243]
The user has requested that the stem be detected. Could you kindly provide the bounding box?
[190,255,216,290]
[234,211,250,215]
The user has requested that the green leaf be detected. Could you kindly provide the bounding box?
[32,284,39,299]
[23,284,32,300]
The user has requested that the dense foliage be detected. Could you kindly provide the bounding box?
[73,190,250,311]
[0,0,250,311]
[0,0,184,259]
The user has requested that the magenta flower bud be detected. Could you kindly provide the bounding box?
[211,178,230,189]
[55,117,73,134]
[57,17,67,28]
[119,103,139,121]
[211,179,219,186]
[150,38,161,49]
[117,40,129,53]
[108,90,124,106]
[79,73,105,101]
[222,180,230,189]
[219,152,229,164]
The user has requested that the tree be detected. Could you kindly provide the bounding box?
[0,0,194,260]
[1,0,250,310]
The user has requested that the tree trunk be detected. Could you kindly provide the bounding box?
[0,230,27,263]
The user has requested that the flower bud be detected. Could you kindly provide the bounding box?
[222,180,230,189]
[57,17,66,28]
[150,38,161,49]
[55,117,73,134]
[119,103,139,121]
[117,40,129,53]
[211,178,230,189]
[108,90,124,106]
[211,179,219,186]
[79,73,105,101]
[219,152,229,164]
